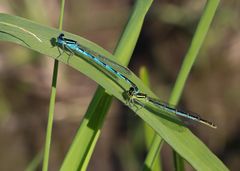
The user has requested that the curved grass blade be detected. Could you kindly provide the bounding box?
[0,13,228,171]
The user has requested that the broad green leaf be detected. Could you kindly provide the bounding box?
[0,13,228,171]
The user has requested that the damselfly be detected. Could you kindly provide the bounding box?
[127,87,217,129]
[56,33,139,93]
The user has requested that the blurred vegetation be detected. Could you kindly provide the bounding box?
[0,0,239,170]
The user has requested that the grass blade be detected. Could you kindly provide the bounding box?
[25,151,43,171]
[143,1,221,170]
[168,1,220,170]
[0,11,228,170]
[42,1,65,171]
[140,67,162,171]
[60,0,153,170]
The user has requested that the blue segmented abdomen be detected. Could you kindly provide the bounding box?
[149,97,204,122]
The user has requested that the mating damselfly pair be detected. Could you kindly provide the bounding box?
[56,33,217,129]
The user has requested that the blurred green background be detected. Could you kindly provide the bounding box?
[0,0,239,170]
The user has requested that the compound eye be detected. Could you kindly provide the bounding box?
[128,87,135,95]
[60,33,64,37]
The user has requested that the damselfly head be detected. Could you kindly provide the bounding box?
[127,87,135,96]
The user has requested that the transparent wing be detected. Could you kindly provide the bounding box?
[97,54,131,75]
[78,44,131,75]
[147,97,217,128]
